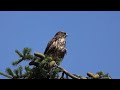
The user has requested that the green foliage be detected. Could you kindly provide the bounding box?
[19,66,23,76]
[6,68,14,77]
[12,59,23,66]
[14,69,19,77]
[0,47,112,79]
[12,48,34,66]
[0,72,12,78]
[15,50,23,57]
[96,71,104,75]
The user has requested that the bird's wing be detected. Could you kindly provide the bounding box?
[44,37,56,55]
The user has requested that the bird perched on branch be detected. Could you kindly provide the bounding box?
[44,31,68,65]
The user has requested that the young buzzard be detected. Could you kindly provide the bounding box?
[44,31,68,65]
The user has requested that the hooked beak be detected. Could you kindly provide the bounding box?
[66,34,68,37]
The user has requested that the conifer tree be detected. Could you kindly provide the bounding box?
[0,48,112,79]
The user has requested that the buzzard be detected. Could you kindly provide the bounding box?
[44,31,68,65]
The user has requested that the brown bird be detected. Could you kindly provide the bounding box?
[44,31,68,65]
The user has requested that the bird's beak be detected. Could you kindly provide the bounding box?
[66,34,68,37]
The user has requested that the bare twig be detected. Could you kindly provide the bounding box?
[60,72,65,79]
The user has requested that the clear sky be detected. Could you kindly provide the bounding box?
[0,11,120,79]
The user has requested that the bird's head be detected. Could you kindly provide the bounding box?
[55,31,68,38]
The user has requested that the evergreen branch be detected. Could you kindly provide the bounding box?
[25,66,31,71]
[12,66,32,79]
[23,48,28,56]
[0,72,12,78]
[96,71,104,76]
[12,73,28,79]
[14,69,19,77]
[15,50,23,57]
[13,48,34,66]
[19,66,23,76]
[25,66,31,74]
[6,68,14,77]
[57,66,81,79]
[0,47,112,79]
[34,52,45,60]
[24,54,34,60]
[12,59,23,66]
[23,48,31,56]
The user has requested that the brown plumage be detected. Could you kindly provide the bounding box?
[44,31,68,65]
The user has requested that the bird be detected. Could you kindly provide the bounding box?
[44,31,68,65]
[29,31,68,79]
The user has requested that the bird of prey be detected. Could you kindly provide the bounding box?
[44,31,68,65]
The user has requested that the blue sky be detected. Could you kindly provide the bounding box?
[0,11,120,79]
